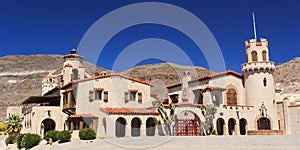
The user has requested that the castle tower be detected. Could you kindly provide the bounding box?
[42,72,58,95]
[242,38,279,131]
[62,49,84,86]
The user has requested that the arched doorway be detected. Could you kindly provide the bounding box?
[41,118,56,135]
[216,118,225,135]
[239,118,247,135]
[131,117,141,137]
[174,111,201,136]
[146,117,156,136]
[257,117,271,130]
[115,117,126,137]
[228,118,236,135]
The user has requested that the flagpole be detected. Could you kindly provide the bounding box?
[252,12,257,40]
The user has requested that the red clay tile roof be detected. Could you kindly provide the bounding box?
[65,63,72,67]
[63,54,83,59]
[100,107,159,115]
[202,86,225,91]
[68,114,97,118]
[288,104,300,107]
[73,73,153,86]
[167,70,243,88]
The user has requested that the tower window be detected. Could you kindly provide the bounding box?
[226,88,237,106]
[263,78,267,87]
[262,51,267,61]
[251,51,258,62]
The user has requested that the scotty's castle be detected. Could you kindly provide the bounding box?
[7,36,300,138]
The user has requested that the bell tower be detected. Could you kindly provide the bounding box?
[62,49,84,86]
[242,38,279,130]
[42,72,58,95]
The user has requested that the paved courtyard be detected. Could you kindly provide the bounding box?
[1,135,299,150]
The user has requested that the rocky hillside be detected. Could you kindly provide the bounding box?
[0,54,107,119]
[274,57,300,94]
[274,57,300,103]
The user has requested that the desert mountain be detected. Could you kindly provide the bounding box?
[0,54,107,119]
[0,54,299,119]
[273,57,300,103]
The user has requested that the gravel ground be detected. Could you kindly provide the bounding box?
[1,135,299,150]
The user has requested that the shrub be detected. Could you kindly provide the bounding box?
[21,133,41,149]
[79,128,96,140]
[16,134,25,149]
[44,130,59,142]
[5,135,17,144]
[57,130,71,143]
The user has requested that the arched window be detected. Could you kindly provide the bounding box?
[263,78,267,87]
[226,88,237,106]
[262,51,267,61]
[251,51,258,62]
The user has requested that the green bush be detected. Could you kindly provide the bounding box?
[16,134,25,149]
[21,133,41,149]
[57,130,71,143]
[5,135,17,144]
[79,128,96,140]
[44,130,59,142]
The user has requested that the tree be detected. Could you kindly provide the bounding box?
[5,114,22,136]
[200,105,217,135]
[152,100,176,135]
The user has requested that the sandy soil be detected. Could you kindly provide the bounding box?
[1,135,299,150]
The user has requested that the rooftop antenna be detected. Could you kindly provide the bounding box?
[252,12,257,40]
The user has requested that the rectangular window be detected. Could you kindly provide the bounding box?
[104,91,108,102]
[94,90,102,100]
[138,92,142,102]
[130,91,136,101]
[89,90,94,102]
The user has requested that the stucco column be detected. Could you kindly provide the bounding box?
[223,124,228,136]
[79,121,84,130]
[70,122,74,131]
[235,124,240,135]
[245,124,248,135]
[141,122,146,136]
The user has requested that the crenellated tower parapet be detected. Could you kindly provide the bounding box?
[242,38,275,74]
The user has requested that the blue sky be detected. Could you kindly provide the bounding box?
[0,0,299,73]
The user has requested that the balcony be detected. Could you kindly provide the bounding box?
[63,102,76,115]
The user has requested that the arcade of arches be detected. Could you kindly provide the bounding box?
[216,118,248,135]
[115,117,157,137]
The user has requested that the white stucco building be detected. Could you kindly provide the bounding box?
[9,37,300,138]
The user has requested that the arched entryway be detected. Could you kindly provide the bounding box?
[146,117,156,136]
[174,111,201,136]
[115,117,126,137]
[239,118,247,135]
[257,117,271,130]
[216,118,225,135]
[131,117,141,137]
[41,118,56,135]
[228,118,236,135]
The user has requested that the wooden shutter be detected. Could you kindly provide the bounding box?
[104,91,108,102]
[125,92,129,102]
[89,90,94,102]
[138,92,142,102]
